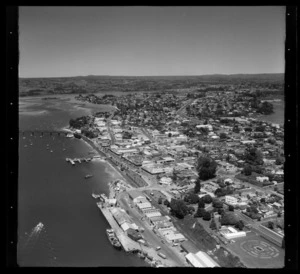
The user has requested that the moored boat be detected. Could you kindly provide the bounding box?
[85,174,93,179]
[106,228,122,249]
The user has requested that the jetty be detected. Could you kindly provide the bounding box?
[97,203,146,253]
[66,155,105,165]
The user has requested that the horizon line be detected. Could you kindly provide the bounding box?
[19,72,285,79]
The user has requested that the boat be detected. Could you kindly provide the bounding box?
[66,133,74,138]
[106,229,122,249]
[85,174,93,179]
[91,193,101,199]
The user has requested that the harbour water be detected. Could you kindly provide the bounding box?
[18,95,148,267]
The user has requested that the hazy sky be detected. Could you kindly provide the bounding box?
[19,6,286,77]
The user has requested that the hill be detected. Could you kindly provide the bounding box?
[19,73,284,97]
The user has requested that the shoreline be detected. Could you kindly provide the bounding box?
[62,126,134,197]
[62,126,156,267]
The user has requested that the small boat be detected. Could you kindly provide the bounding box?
[85,174,93,179]
[50,150,53,153]
[66,133,74,138]
[63,148,66,151]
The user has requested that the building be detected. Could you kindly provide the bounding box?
[128,190,146,204]
[225,195,238,206]
[219,226,246,240]
[165,232,186,243]
[136,202,152,213]
[258,224,284,247]
[185,252,220,268]
[121,222,139,232]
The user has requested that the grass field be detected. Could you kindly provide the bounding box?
[224,231,284,268]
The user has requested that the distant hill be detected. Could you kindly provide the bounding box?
[19,73,284,97]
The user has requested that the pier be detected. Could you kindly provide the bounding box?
[66,156,105,165]
[19,129,69,137]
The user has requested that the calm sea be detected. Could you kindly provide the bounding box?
[18,95,147,267]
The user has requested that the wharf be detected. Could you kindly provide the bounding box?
[97,203,148,253]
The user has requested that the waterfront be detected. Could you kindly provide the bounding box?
[18,96,148,267]
[256,100,285,126]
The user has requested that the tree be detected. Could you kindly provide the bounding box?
[164,199,170,207]
[170,199,189,219]
[275,156,285,165]
[232,125,240,133]
[243,165,252,176]
[220,133,227,140]
[210,218,217,230]
[198,199,205,209]
[235,220,244,231]
[202,194,213,204]
[212,199,223,209]
[184,193,200,204]
[260,198,266,203]
[197,156,217,180]
[228,205,234,211]
[218,208,225,215]
[194,178,201,194]
[220,212,239,226]
[203,211,211,221]
[158,197,163,204]
[258,101,274,115]
[244,147,263,166]
[267,221,274,230]
[187,206,195,214]
[194,207,206,218]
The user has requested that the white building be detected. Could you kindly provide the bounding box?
[256,176,269,183]
[220,226,246,240]
[225,195,238,206]
[185,251,219,268]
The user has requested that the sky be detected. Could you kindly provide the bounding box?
[19,6,286,78]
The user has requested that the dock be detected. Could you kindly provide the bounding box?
[66,156,105,165]
[97,203,146,253]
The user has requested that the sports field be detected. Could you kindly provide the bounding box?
[225,231,284,268]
